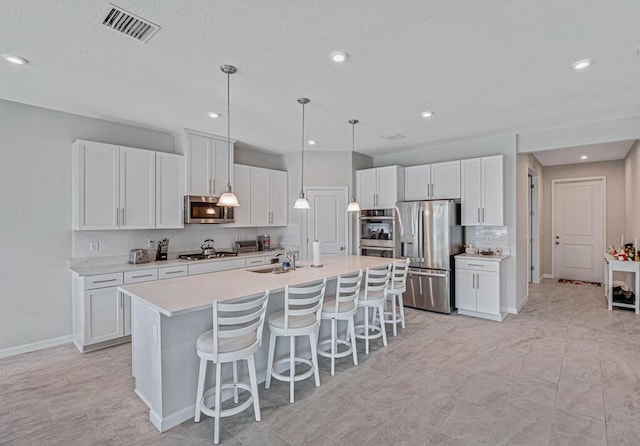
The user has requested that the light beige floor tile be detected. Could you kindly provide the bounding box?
[556,376,605,420]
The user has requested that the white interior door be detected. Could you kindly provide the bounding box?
[306,188,347,257]
[553,179,604,282]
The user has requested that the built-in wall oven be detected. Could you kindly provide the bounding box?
[360,209,396,258]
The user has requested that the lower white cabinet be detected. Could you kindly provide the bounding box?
[84,286,124,345]
[455,256,506,321]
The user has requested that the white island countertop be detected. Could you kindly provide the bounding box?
[118,255,393,317]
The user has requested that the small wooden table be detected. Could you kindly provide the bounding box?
[604,254,640,314]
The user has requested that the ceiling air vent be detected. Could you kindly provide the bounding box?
[382,132,406,141]
[102,3,160,43]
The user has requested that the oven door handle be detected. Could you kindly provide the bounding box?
[409,269,447,278]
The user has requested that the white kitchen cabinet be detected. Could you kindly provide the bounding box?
[231,165,288,227]
[455,256,506,321]
[72,140,179,230]
[356,166,404,209]
[461,155,503,226]
[156,152,184,228]
[175,129,233,197]
[85,286,123,345]
[404,161,460,201]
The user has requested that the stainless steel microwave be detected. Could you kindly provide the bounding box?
[184,196,234,224]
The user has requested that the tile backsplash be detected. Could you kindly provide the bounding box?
[465,226,508,252]
[72,225,289,260]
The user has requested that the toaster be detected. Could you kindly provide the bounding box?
[129,249,150,264]
[233,240,259,254]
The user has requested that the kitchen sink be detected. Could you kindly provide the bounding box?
[248,265,305,274]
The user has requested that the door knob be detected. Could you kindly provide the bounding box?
[339,246,344,251]
[555,236,559,239]
[555,242,560,245]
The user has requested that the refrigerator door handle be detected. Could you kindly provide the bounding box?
[409,269,448,278]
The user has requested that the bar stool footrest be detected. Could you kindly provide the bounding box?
[317,339,353,359]
[354,324,383,340]
[200,383,254,418]
[270,357,314,382]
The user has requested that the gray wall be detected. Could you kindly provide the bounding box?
[373,134,522,313]
[541,160,625,276]
[625,141,640,242]
[0,99,174,351]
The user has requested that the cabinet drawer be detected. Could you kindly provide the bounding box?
[188,258,246,276]
[245,257,266,267]
[158,265,188,279]
[124,269,158,284]
[456,259,500,272]
[85,272,124,290]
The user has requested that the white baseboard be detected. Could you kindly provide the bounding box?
[0,335,73,359]
[542,274,554,279]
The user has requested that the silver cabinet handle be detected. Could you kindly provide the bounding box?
[482,208,485,223]
[248,260,263,264]
[120,294,123,309]
[408,269,447,278]
[132,274,153,279]
[477,208,480,223]
[212,179,215,194]
[94,278,117,284]
[121,208,125,226]
[467,263,485,267]
[475,273,479,290]
[472,273,475,289]
[164,270,183,275]
[116,208,119,226]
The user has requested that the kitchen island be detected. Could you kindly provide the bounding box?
[118,254,393,432]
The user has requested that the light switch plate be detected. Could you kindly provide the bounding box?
[90,241,99,251]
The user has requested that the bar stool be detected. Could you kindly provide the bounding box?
[265,279,327,403]
[355,266,391,354]
[384,258,410,336]
[317,270,363,376]
[194,291,270,445]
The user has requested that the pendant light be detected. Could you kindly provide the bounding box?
[293,98,311,210]
[347,119,361,212]
[218,64,240,207]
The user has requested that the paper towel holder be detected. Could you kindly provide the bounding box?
[311,239,323,267]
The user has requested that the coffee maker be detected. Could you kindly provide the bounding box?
[257,234,271,251]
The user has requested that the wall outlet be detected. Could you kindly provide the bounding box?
[147,240,155,249]
[90,241,99,252]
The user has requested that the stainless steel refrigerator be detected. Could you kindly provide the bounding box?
[396,200,463,313]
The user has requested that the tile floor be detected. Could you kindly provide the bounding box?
[2,279,640,445]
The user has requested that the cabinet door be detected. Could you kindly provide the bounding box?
[232,164,252,226]
[481,155,504,226]
[186,134,212,195]
[84,286,123,345]
[269,170,288,226]
[461,158,482,226]
[455,269,477,311]
[75,141,119,229]
[156,153,183,228]
[212,140,230,197]
[431,160,461,199]
[376,166,399,208]
[356,169,377,209]
[250,168,270,226]
[120,148,155,229]
[476,270,500,315]
[122,293,131,336]
[404,165,431,201]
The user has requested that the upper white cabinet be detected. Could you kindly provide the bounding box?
[404,161,460,201]
[72,140,183,230]
[461,155,503,226]
[73,141,155,230]
[231,164,288,227]
[356,166,404,209]
[155,152,184,228]
[175,129,233,197]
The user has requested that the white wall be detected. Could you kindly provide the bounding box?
[0,99,174,350]
[373,134,520,313]
[541,160,625,276]
[624,141,640,242]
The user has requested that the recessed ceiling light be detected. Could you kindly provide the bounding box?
[307,140,316,145]
[330,51,348,63]
[571,59,592,70]
[2,54,28,65]
[580,155,588,160]
[421,111,434,118]
[207,112,220,118]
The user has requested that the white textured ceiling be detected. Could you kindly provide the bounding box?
[532,140,635,166]
[2,1,640,155]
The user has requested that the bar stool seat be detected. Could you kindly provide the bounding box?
[265,279,327,403]
[317,270,363,376]
[194,291,270,445]
[355,266,391,355]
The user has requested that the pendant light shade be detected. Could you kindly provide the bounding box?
[347,119,361,212]
[218,64,239,207]
[293,98,311,210]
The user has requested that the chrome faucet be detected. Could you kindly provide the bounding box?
[275,250,296,270]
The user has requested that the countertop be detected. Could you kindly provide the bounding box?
[455,253,510,262]
[118,255,393,317]
[69,249,287,276]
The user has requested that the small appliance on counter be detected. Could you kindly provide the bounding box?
[129,249,150,264]
[201,239,216,256]
[233,240,259,254]
[257,234,271,251]
[156,238,169,261]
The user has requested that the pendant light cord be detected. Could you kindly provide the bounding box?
[226,71,231,185]
[301,101,305,194]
